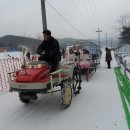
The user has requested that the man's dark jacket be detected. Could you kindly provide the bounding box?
[36,37,61,63]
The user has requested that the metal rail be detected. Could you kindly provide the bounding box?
[50,69,63,94]
[114,53,130,75]
[114,67,130,130]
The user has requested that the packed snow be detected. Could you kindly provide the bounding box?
[0,50,128,130]
[0,51,23,59]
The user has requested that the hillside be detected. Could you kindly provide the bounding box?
[0,35,99,51]
[0,35,41,51]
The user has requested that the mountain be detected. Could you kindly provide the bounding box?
[0,35,41,51]
[0,35,100,52]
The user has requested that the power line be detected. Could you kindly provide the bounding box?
[88,0,99,27]
[82,0,97,27]
[82,0,100,28]
[71,0,91,26]
[72,0,96,28]
[46,0,87,38]
[91,0,98,16]
[87,0,99,27]
[88,0,94,12]
[91,0,100,26]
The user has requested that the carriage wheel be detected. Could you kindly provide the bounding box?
[20,98,30,104]
[19,92,37,104]
[61,83,72,108]
[72,65,82,95]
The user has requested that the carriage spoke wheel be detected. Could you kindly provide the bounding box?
[72,66,82,95]
[61,83,72,108]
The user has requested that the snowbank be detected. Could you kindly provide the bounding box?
[0,51,23,59]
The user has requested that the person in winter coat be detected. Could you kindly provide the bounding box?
[26,52,31,61]
[80,49,90,61]
[74,49,80,62]
[36,30,61,72]
[68,49,75,63]
[62,48,66,59]
[105,48,112,68]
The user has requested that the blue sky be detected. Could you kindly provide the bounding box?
[0,0,130,39]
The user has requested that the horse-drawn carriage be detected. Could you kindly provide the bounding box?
[8,60,82,108]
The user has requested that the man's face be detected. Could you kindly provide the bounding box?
[43,34,50,41]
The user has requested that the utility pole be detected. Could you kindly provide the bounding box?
[41,0,47,31]
[111,38,113,49]
[106,33,107,47]
[96,28,102,48]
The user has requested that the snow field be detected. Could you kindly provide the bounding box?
[0,50,128,130]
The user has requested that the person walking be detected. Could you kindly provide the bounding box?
[105,48,112,68]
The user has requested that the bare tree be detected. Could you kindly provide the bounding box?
[118,13,130,27]
[116,13,130,45]
[115,13,130,33]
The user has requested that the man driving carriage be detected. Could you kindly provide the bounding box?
[36,30,61,72]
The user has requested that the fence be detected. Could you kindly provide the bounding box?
[114,67,130,130]
[114,52,130,75]
[0,55,38,92]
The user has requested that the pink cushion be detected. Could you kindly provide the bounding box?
[79,61,90,69]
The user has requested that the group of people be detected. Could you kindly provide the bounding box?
[68,48,91,63]
[26,29,112,73]
[35,29,94,72]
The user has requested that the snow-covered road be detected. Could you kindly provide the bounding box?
[0,50,128,130]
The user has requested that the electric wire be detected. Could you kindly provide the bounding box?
[90,0,100,27]
[71,0,92,27]
[46,0,87,38]
[81,0,97,27]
